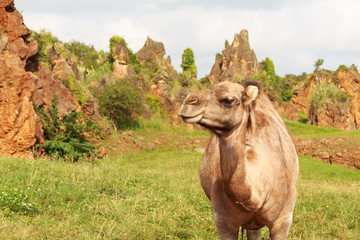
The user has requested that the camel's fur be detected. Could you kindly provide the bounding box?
[178,81,299,240]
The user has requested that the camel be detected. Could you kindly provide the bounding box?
[178,81,299,240]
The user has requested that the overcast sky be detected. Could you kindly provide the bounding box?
[15,0,360,78]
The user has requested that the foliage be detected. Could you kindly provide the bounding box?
[34,95,99,161]
[29,29,60,68]
[225,39,230,48]
[336,64,348,72]
[181,48,197,78]
[62,71,90,105]
[314,58,324,72]
[337,64,359,73]
[145,94,163,116]
[64,40,108,75]
[98,80,143,129]
[109,35,126,63]
[281,73,308,102]
[84,62,113,91]
[258,57,282,102]
[310,82,351,109]
[109,35,143,73]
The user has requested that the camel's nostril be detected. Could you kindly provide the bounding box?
[185,96,199,105]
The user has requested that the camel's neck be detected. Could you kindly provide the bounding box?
[218,111,255,209]
[218,112,249,182]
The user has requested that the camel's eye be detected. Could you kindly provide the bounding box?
[220,98,235,105]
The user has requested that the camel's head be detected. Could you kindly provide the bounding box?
[178,81,259,132]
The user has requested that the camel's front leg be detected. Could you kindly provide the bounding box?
[268,213,293,240]
[246,229,261,240]
[212,211,239,240]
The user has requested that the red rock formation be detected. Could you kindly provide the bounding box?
[136,36,174,72]
[208,30,260,84]
[337,69,360,129]
[0,0,39,156]
[292,69,360,130]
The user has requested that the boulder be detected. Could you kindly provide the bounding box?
[208,29,260,84]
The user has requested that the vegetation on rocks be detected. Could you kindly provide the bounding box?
[29,29,59,68]
[34,95,99,161]
[310,82,351,109]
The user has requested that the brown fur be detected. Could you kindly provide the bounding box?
[178,81,299,240]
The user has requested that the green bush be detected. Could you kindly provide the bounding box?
[145,94,163,116]
[34,95,99,161]
[99,80,143,130]
[310,82,351,109]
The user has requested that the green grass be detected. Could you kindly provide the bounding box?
[285,119,360,139]
[0,150,359,239]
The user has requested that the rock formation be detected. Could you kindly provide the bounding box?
[0,0,39,156]
[292,69,360,130]
[337,69,360,129]
[136,36,174,72]
[112,40,133,78]
[208,29,260,84]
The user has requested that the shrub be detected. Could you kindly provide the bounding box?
[99,80,143,130]
[145,94,163,116]
[34,95,99,161]
[310,82,351,109]
[337,64,348,72]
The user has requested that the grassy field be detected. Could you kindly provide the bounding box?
[285,119,360,139]
[0,120,360,239]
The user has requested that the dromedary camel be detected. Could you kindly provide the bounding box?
[178,81,299,240]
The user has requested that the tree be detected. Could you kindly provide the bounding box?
[314,58,324,72]
[181,48,197,78]
[263,57,276,85]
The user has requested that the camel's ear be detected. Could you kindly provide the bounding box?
[242,85,258,105]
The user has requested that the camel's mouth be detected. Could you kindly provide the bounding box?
[181,114,203,123]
